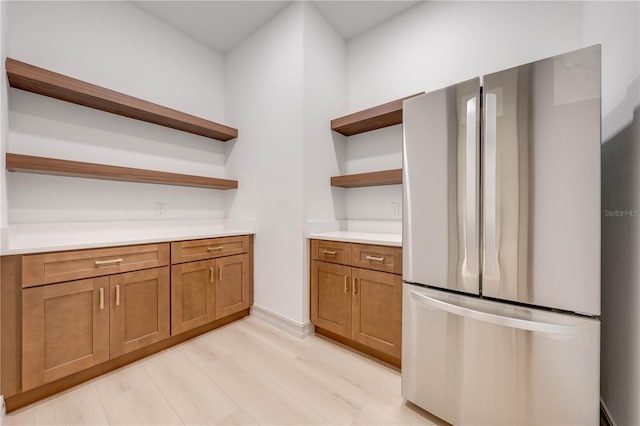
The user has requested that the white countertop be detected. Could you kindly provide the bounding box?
[0,220,255,255]
[308,231,401,247]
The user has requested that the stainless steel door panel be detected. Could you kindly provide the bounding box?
[402,284,600,426]
[403,78,480,294]
[482,45,601,315]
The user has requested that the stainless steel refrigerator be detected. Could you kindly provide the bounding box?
[401,45,601,425]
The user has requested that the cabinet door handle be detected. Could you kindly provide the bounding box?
[322,250,337,256]
[219,265,223,281]
[344,275,349,293]
[99,288,104,310]
[95,258,124,266]
[207,246,224,251]
[115,285,120,306]
[210,266,214,284]
[353,277,358,295]
[365,255,385,262]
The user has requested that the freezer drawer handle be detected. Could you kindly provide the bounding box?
[409,290,577,336]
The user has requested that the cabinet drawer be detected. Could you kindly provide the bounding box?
[351,244,402,274]
[22,244,170,288]
[171,235,249,264]
[311,240,351,265]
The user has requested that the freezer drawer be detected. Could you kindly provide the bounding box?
[402,284,600,426]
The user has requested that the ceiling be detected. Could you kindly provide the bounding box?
[132,1,421,55]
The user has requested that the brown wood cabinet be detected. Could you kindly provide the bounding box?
[22,277,110,390]
[171,259,216,335]
[310,239,402,365]
[171,238,251,335]
[3,235,253,408]
[310,261,352,337]
[109,267,170,358]
[215,254,250,320]
[21,243,169,288]
[22,267,170,391]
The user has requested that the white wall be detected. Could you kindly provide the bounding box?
[225,2,347,325]
[583,2,640,425]
[6,1,228,223]
[347,1,583,110]
[343,0,583,224]
[224,2,305,323]
[302,2,347,322]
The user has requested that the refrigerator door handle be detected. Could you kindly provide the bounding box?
[409,290,577,336]
[483,93,499,281]
[463,97,479,278]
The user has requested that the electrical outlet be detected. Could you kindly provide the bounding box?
[391,202,400,218]
[155,202,166,216]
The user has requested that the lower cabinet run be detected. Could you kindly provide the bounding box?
[310,239,402,366]
[2,234,253,410]
[22,267,170,390]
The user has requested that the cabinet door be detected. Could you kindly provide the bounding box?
[310,261,352,338]
[215,254,250,319]
[351,268,402,358]
[110,267,170,358]
[171,260,216,335]
[22,277,109,390]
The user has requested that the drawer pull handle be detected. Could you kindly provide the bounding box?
[115,285,121,306]
[208,246,224,251]
[322,250,337,256]
[344,276,349,293]
[365,255,385,262]
[99,288,104,310]
[210,267,214,284]
[95,258,124,266]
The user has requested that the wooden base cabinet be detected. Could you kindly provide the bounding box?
[310,261,352,337]
[215,254,250,320]
[171,237,251,335]
[7,235,254,406]
[22,277,110,390]
[310,239,402,364]
[22,267,170,391]
[110,267,170,358]
[171,259,216,335]
[171,254,250,334]
[351,268,402,358]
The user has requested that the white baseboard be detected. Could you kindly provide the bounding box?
[250,305,314,339]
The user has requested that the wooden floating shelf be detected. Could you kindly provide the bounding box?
[331,169,402,188]
[6,153,238,190]
[331,93,424,136]
[6,58,238,141]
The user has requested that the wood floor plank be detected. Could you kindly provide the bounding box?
[179,344,330,425]
[4,316,446,426]
[33,383,108,426]
[94,363,183,425]
[4,404,35,426]
[142,348,240,425]
[196,320,366,424]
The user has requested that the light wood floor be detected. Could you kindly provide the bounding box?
[5,315,447,425]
